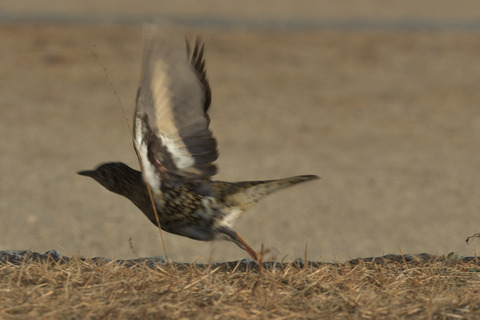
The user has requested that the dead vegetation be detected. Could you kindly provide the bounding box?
[1,251,480,319]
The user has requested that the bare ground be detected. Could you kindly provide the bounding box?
[1,23,480,263]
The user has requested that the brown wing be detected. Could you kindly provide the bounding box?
[134,24,218,190]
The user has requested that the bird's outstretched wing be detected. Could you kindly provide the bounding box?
[134,24,218,190]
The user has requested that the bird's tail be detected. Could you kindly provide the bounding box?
[225,174,319,209]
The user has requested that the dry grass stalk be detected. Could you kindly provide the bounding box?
[1,253,480,319]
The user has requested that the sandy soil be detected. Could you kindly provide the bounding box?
[1,23,480,262]
[3,0,480,22]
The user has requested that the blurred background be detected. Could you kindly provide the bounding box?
[1,1,480,262]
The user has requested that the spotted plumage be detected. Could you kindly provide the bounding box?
[78,24,319,261]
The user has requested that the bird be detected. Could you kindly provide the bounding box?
[78,24,319,262]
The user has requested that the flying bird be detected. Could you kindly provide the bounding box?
[78,24,319,261]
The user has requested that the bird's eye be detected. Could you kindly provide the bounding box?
[98,169,108,179]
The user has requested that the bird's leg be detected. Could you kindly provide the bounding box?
[233,231,261,262]
[218,226,261,261]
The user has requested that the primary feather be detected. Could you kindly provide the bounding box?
[134,24,218,190]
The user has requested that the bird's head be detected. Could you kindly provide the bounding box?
[78,162,141,195]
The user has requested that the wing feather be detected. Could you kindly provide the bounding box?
[134,24,218,190]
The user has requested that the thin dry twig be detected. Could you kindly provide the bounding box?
[466,233,480,244]
[91,45,170,264]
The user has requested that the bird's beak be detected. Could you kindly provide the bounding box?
[77,170,94,177]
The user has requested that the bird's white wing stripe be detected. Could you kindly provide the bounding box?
[160,133,195,169]
[135,118,161,190]
[151,59,196,170]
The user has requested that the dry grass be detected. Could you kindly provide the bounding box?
[1,252,480,319]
